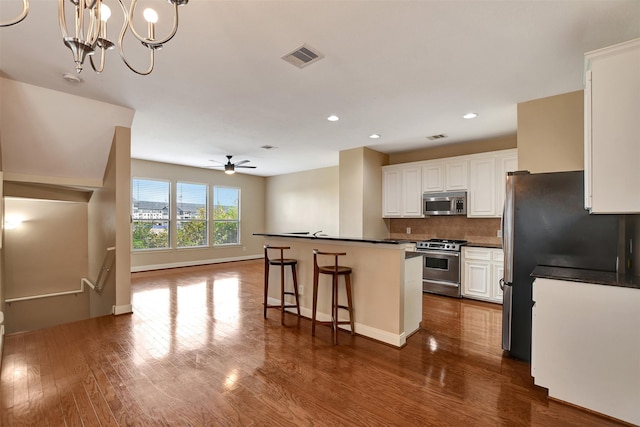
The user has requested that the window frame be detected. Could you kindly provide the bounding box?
[175,181,209,249]
[212,186,241,247]
[131,177,172,251]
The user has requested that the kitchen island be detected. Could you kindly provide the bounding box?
[254,233,422,347]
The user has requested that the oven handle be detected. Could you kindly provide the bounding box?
[417,250,460,258]
[422,279,460,287]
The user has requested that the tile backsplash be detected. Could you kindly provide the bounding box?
[389,216,502,246]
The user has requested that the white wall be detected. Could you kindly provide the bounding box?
[265,167,339,236]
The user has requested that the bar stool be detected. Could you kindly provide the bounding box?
[263,245,301,325]
[312,249,355,344]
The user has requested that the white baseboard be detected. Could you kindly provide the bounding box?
[112,304,133,315]
[131,254,263,272]
[266,297,406,347]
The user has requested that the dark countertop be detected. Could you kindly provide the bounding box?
[253,232,410,245]
[531,266,640,290]
[466,242,502,249]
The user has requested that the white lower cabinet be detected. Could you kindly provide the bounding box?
[532,278,640,425]
[462,247,503,304]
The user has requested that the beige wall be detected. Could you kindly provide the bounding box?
[265,166,339,236]
[88,132,118,318]
[131,158,266,271]
[339,147,389,238]
[3,198,90,333]
[113,127,132,313]
[517,90,584,173]
[389,134,516,165]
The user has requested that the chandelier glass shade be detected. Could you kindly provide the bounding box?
[1,0,188,75]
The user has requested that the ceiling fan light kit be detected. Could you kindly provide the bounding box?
[1,0,188,75]
[209,155,257,175]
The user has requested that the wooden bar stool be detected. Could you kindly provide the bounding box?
[312,249,355,344]
[263,245,301,325]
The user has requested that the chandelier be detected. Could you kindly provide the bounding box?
[0,0,188,75]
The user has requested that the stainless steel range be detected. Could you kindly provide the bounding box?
[415,239,467,298]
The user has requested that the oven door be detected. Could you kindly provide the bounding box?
[421,250,460,284]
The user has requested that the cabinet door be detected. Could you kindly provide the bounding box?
[382,168,402,217]
[468,157,497,217]
[463,261,492,299]
[422,162,444,193]
[445,160,468,191]
[402,166,423,217]
[496,152,518,217]
[586,39,640,213]
[491,262,504,304]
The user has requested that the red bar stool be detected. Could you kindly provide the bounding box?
[312,249,355,344]
[263,245,300,325]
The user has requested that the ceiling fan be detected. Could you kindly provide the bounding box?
[208,155,256,175]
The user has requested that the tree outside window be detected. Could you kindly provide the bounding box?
[176,182,208,248]
[132,178,170,250]
[213,187,240,245]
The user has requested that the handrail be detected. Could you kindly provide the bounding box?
[4,247,116,303]
[85,246,116,294]
[5,279,89,303]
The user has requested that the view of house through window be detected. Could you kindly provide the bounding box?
[132,178,171,250]
[213,187,240,245]
[132,180,241,250]
[176,182,208,247]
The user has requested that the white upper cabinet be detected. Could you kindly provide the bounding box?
[422,162,445,193]
[382,149,517,218]
[445,160,468,191]
[468,157,497,217]
[467,149,517,218]
[496,151,518,217]
[584,38,640,213]
[382,165,423,218]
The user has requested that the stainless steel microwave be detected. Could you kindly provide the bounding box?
[423,191,467,216]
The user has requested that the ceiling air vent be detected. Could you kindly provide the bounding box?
[427,134,448,141]
[282,44,324,69]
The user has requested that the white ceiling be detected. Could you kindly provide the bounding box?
[1,0,639,178]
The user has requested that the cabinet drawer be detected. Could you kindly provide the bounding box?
[463,248,492,261]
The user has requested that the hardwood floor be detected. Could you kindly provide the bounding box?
[0,259,626,426]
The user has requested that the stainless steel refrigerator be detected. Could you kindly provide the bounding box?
[501,170,619,362]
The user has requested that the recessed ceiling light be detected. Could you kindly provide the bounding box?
[327,115,340,122]
[463,113,478,119]
[369,134,381,139]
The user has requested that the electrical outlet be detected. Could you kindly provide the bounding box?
[406,227,411,234]
[497,230,502,238]
[298,284,304,296]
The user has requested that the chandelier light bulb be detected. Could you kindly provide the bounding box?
[100,4,111,22]
[143,8,159,24]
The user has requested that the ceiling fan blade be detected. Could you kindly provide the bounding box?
[208,159,224,165]
[236,165,257,169]
[234,160,251,166]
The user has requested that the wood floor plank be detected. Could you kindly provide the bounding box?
[0,259,628,426]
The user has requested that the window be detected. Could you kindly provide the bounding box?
[176,182,208,248]
[132,178,171,250]
[213,186,240,245]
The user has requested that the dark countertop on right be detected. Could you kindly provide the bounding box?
[466,242,502,249]
[531,265,640,290]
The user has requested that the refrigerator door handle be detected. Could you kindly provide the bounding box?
[503,173,516,283]
[501,281,513,351]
